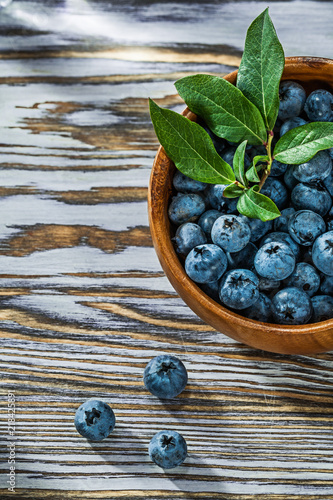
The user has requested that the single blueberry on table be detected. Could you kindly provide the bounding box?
[168,193,206,226]
[149,430,187,469]
[312,231,333,276]
[288,210,326,246]
[243,292,272,322]
[304,89,333,122]
[198,209,221,239]
[173,223,207,256]
[278,80,307,121]
[291,182,332,217]
[185,243,227,283]
[274,207,296,233]
[270,159,288,177]
[292,150,332,184]
[311,295,333,323]
[205,184,238,213]
[211,214,251,253]
[219,268,259,310]
[260,231,300,260]
[271,287,313,325]
[226,242,257,271]
[173,171,208,193]
[74,399,116,442]
[254,241,295,280]
[279,117,307,137]
[284,262,320,297]
[239,215,272,243]
[260,177,288,210]
[144,355,188,399]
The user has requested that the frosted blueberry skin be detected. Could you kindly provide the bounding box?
[271,287,312,325]
[260,177,288,210]
[284,262,320,297]
[311,295,333,323]
[174,223,207,256]
[279,117,307,137]
[323,170,333,197]
[320,274,333,295]
[226,242,257,271]
[254,241,295,280]
[205,184,238,213]
[291,182,332,217]
[304,89,333,122]
[270,159,288,177]
[239,215,272,243]
[260,231,300,260]
[185,244,227,284]
[173,171,208,193]
[284,167,298,191]
[144,355,188,399]
[211,214,251,253]
[258,276,280,294]
[312,231,333,276]
[288,210,326,246]
[274,207,296,233]
[219,269,259,310]
[243,293,272,322]
[74,399,116,442]
[278,81,307,121]
[149,430,187,469]
[292,150,332,184]
[168,193,206,225]
[198,209,221,239]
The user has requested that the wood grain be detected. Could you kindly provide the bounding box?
[0,1,333,499]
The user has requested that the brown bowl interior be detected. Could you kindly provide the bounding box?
[148,57,333,355]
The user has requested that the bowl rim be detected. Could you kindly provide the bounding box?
[148,56,333,351]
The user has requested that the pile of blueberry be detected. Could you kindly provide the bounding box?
[169,82,333,325]
[74,354,188,469]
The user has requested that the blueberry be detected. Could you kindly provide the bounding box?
[312,231,333,276]
[173,171,207,193]
[284,167,298,191]
[221,147,251,170]
[260,231,300,260]
[219,269,259,310]
[205,184,238,213]
[174,223,207,256]
[240,215,272,242]
[288,210,326,246]
[271,287,312,324]
[279,117,307,137]
[199,120,226,155]
[249,145,267,160]
[185,244,227,283]
[258,276,280,294]
[144,355,188,399]
[254,241,295,280]
[291,182,332,217]
[320,274,333,295]
[260,178,288,210]
[274,207,296,232]
[278,81,307,121]
[243,292,272,322]
[270,159,288,177]
[292,150,332,183]
[323,169,333,197]
[311,295,333,323]
[227,242,257,270]
[74,399,116,442]
[284,262,320,297]
[149,430,187,469]
[197,209,221,239]
[201,279,221,302]
[304,89,333,122]
[168,193,206,225]
[211,215,251,252]
[326,206,333,231]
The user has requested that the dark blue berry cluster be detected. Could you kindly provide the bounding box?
[169,81,333,325]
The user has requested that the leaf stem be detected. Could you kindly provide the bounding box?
[258,131,274,191]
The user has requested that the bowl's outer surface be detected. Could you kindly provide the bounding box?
[148,57,333,355]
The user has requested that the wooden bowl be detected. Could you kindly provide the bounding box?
[148,57,333,355]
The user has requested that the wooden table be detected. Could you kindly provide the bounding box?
[1,1,333,498]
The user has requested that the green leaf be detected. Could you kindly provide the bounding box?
[237,185,280,221]
[223,182,245,198]
[233,140,248,187]
[245,155,267,182]
[149,99,235,184]
[175,74,267,145]
[237,8,284,131]
[274,122,333,164]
